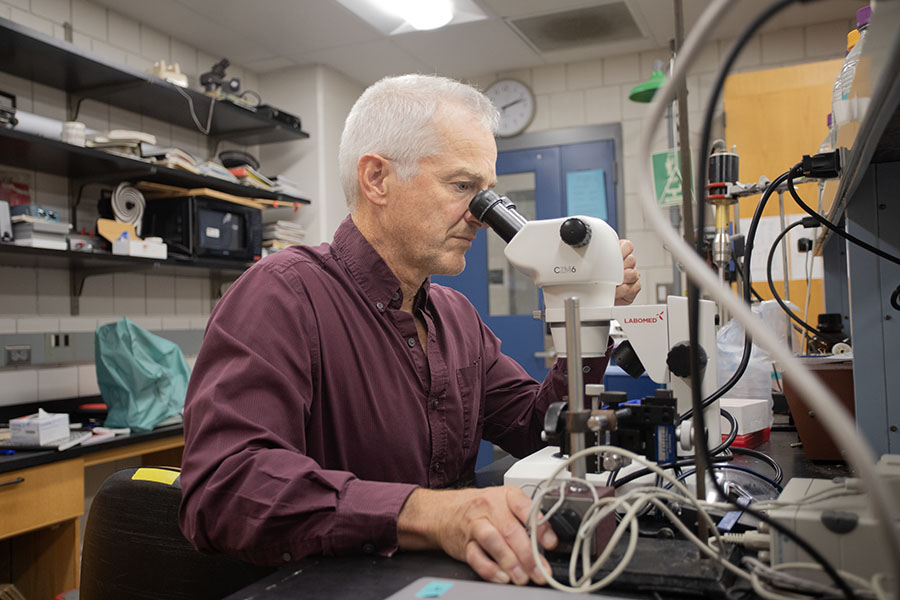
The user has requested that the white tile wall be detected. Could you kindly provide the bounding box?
[603,54,640,85]
[805,20,851,58]
[107,10,140,54]
[762,27,805,65]
[532,64,567,95]
[77,363,100,396]
[9,7,53,35]
[548,91,585,129]
[38,365,78,400]
[566,59,603,91]
[0,369,38,406]
[72,0,106,39]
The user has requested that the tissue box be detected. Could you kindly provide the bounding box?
[112,236,167,259]
[10,411,69,445]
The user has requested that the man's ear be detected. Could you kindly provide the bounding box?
[357,154,391,207]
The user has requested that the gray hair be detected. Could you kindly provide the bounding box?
[339,74,499,210]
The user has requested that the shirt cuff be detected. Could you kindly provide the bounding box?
[323,479,418,557]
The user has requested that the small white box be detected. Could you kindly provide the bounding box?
[719,397,770,434]
[10,410,70,445]
[112,237,167,259]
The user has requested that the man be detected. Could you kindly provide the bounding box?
[179,74,641,587]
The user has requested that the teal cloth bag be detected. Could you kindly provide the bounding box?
[95,317,190,432]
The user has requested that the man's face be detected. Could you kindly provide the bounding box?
[384,105,497,280]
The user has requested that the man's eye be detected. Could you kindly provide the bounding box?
[455,182,471,192]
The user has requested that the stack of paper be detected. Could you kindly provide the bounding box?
[229,165,274,191]
[12,216,71,250]
[196,161,240,183]
[262,220,305,255]
[270,174,307,199]
[143,146,200,174]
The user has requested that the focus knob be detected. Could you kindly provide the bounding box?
[666,341,708,379]
[559,218,591,248]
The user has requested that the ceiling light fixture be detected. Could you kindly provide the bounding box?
[377,0,453,31]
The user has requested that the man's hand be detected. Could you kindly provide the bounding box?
[397,486,558,585]
[615,239,641,306]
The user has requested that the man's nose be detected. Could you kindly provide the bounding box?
[463,210,488,229]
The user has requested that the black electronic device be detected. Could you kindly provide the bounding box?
[256,104,302,131]
[142,196,262,262]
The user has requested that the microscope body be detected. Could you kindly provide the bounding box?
[468,191,721,488]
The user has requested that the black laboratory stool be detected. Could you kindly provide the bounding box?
[80,466,274,600]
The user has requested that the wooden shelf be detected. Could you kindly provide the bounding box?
[0,17,310,145]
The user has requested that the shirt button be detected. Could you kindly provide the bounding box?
[431,399,440,409]
[282,552,292,562]
[583,365,591,374]
[407,337,416,347]
[376,301,384,310]
[392,292,400,301]
[432,462,442,472]
[362,542,376,554]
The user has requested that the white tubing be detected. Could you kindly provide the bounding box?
[636,0,900,584]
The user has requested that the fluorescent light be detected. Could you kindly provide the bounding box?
[380,0,453,31]
[337,0,486,36]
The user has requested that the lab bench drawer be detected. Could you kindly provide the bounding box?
[0,460,83,539]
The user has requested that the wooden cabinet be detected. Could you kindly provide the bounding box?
[0,461,83,540]
[0,433,184,599]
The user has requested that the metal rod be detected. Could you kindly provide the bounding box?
[564,296,586,480]
[673,0,694,250]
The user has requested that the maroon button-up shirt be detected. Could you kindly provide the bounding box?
[179,216,610,565]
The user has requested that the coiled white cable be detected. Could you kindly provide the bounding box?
[111,182,145,236]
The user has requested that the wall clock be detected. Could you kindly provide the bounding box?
[484,79,536,138]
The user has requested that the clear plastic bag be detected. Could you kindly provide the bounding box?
[716,300,794,428]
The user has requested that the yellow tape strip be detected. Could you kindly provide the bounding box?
[132,467,179,485]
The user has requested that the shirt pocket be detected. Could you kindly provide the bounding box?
[456,360,483,450]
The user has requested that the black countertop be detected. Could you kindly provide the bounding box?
[0,424,183,473]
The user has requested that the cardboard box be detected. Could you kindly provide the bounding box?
[10,409,69,445]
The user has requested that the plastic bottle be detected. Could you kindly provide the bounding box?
[832,6,871,126]
[818,113,834,154]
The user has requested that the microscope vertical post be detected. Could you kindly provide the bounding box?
[564,296,587,479]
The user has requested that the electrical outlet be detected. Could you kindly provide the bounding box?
[5,345,31,365]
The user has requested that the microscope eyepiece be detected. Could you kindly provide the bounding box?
[469,189,528,243]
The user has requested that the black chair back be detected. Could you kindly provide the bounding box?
[80,466,273,600]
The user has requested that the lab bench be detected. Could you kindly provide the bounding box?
[225,425,849,600]
[0,424,184,599]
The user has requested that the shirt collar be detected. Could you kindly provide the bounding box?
[332,216,430,308]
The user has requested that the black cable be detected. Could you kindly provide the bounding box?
[611,452,736,489]
[892,285,900,311]
[690,1,856,597]
[787,165,900,266]
[681,173,790,422]
[717,408,739,453]
[729,446,783,486]
[766,220,831,339]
